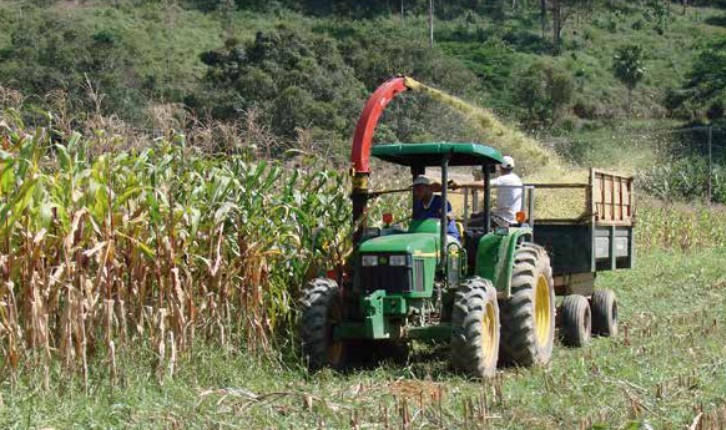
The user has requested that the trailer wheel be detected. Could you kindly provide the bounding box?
[560,294,592,347]
[450,277,500,378]
[592,289,618,337]
[499,244,555,366]
[300,278,347,371]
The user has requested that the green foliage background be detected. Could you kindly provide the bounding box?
[0,0,725,197]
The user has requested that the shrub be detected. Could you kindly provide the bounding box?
[197,26,365,148]
[513,60,574,128]
[573,99,598,119]
[639,155,726,204]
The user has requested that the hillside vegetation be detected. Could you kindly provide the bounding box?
[1,2,725,172]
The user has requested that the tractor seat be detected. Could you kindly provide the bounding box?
[464,228,488,275]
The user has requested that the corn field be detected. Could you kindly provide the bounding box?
[0,118,365,387]
[635,199,726,253]
[2,112,725,389]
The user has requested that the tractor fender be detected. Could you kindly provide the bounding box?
[475,228,533,298]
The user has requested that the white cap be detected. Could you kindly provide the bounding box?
[501,156,515,169]
[412,175,432,186]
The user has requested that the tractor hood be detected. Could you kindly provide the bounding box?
[359,233,439,257]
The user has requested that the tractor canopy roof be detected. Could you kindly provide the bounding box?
[371,143,504,167]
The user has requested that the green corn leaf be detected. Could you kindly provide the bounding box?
[214,202,237,226]
[0,161,15,194]
[0,177,37,236]
[114,186,145,209]
[116,231,156,259]
[55,144,72,171]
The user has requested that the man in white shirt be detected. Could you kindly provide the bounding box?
[489,156,522,225]
[449,155,523,227]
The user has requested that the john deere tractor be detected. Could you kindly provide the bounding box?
[299,78,557,378]
[300,77,629,377]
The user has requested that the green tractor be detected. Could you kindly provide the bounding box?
[299,77,629,377]
[301,142,555,378]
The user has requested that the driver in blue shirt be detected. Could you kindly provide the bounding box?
[412,175,460,241]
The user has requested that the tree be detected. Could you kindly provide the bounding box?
[670,37,726,122]
[218,0,236,34]
[646,0,670,34]
[428,0,434,48]
[687,38,726,103]
[613,44,645,116]
[198,27,364,146]
[0,18,145,121]
[513,60,574,128]
[548,0,595,53]
[552,0,561,48]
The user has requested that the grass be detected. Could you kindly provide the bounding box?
[2,248,725,429]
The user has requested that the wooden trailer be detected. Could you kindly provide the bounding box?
[532,169,635,296]
[457,169,635,297]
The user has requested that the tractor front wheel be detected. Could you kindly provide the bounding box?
[450,277,500,378]
[300,278,346,371]
[499,244,555,366]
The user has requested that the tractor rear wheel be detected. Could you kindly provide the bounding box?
[560,294,592,348]
[499,244,555,366]
[591,289,618,337]
[299,278,347,371]
[450,277,500,378]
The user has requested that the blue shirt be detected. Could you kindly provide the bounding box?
[413,195,460,240]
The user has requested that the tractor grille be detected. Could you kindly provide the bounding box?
[361,265,412,293]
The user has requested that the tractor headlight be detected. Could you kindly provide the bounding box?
[361,255,378,267]
[389,255,408,267]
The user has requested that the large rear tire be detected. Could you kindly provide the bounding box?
[450,277,500,379]
[591,289,618,337]
[560,294,592,348]
[499,244,555,366]
[299,278,347,371]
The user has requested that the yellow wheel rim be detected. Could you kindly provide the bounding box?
[534,274,552,347]
[326,302,344,365]
[481,301,497,366]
